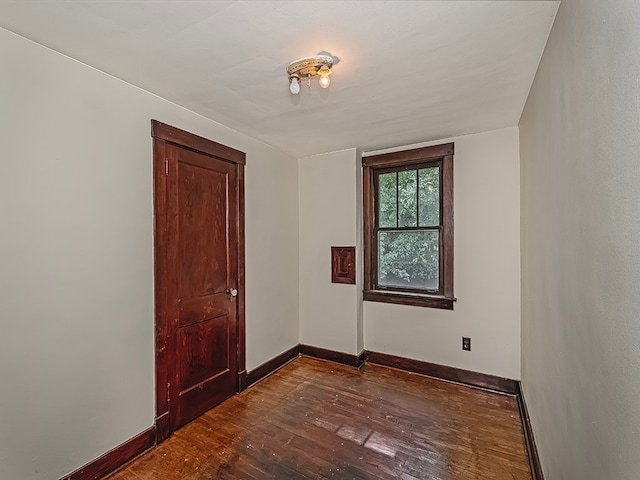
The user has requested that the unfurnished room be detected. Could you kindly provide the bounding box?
[1,1,639,479]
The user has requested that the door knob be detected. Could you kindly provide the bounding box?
[227,288,238,297]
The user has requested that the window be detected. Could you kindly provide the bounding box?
[362,143,454,309]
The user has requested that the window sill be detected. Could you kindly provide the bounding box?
[363,289,454,310]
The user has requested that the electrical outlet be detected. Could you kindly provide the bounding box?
[462,337,471,351]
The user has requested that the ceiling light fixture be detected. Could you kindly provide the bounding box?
[287,54,334,95]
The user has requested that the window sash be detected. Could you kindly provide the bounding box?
[375,164,442,229]
[373,227,443,294]
[373,161,444,295]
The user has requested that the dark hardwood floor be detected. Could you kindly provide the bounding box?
[108,356,531,479]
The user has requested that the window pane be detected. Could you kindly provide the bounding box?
[378,172,397,228]
[398,170,417,227]
[378,230,439,290]
[418,167,440,226]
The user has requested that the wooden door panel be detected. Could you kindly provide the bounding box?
[178,315,230,389]
[178,161,229,298]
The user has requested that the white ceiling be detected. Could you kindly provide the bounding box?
[0,1,558,158]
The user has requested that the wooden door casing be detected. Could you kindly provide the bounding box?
[152,121,246,442]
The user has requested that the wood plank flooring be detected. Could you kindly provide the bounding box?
[108,356,531,480]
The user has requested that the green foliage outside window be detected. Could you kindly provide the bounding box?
[377,167,440,290]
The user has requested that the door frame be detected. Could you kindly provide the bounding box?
[151,120,246,443]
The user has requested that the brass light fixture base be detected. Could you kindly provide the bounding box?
[287,54,334,79]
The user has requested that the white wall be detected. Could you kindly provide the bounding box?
[365,128,521,380]
[297,129,521,377]
[519,0,640,478]
[0,28,298,480]
[298,149,363,355]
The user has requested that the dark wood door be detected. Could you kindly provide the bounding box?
[170,143,238,427]
[152,121,246,440]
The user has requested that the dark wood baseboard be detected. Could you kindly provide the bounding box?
[299,344,365,368]
[516,383,544,480]
[246,344,300,387]
[154,412,170,444]
[61,426,156,480]
[356,349,367,368]
[245,345,366,389]
[366,350,519,394]
[238,369,248,392]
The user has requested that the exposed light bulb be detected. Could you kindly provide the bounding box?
[289,77,300,95]
[319,74,331,89]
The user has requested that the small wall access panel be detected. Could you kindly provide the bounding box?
[331,246,356,284]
